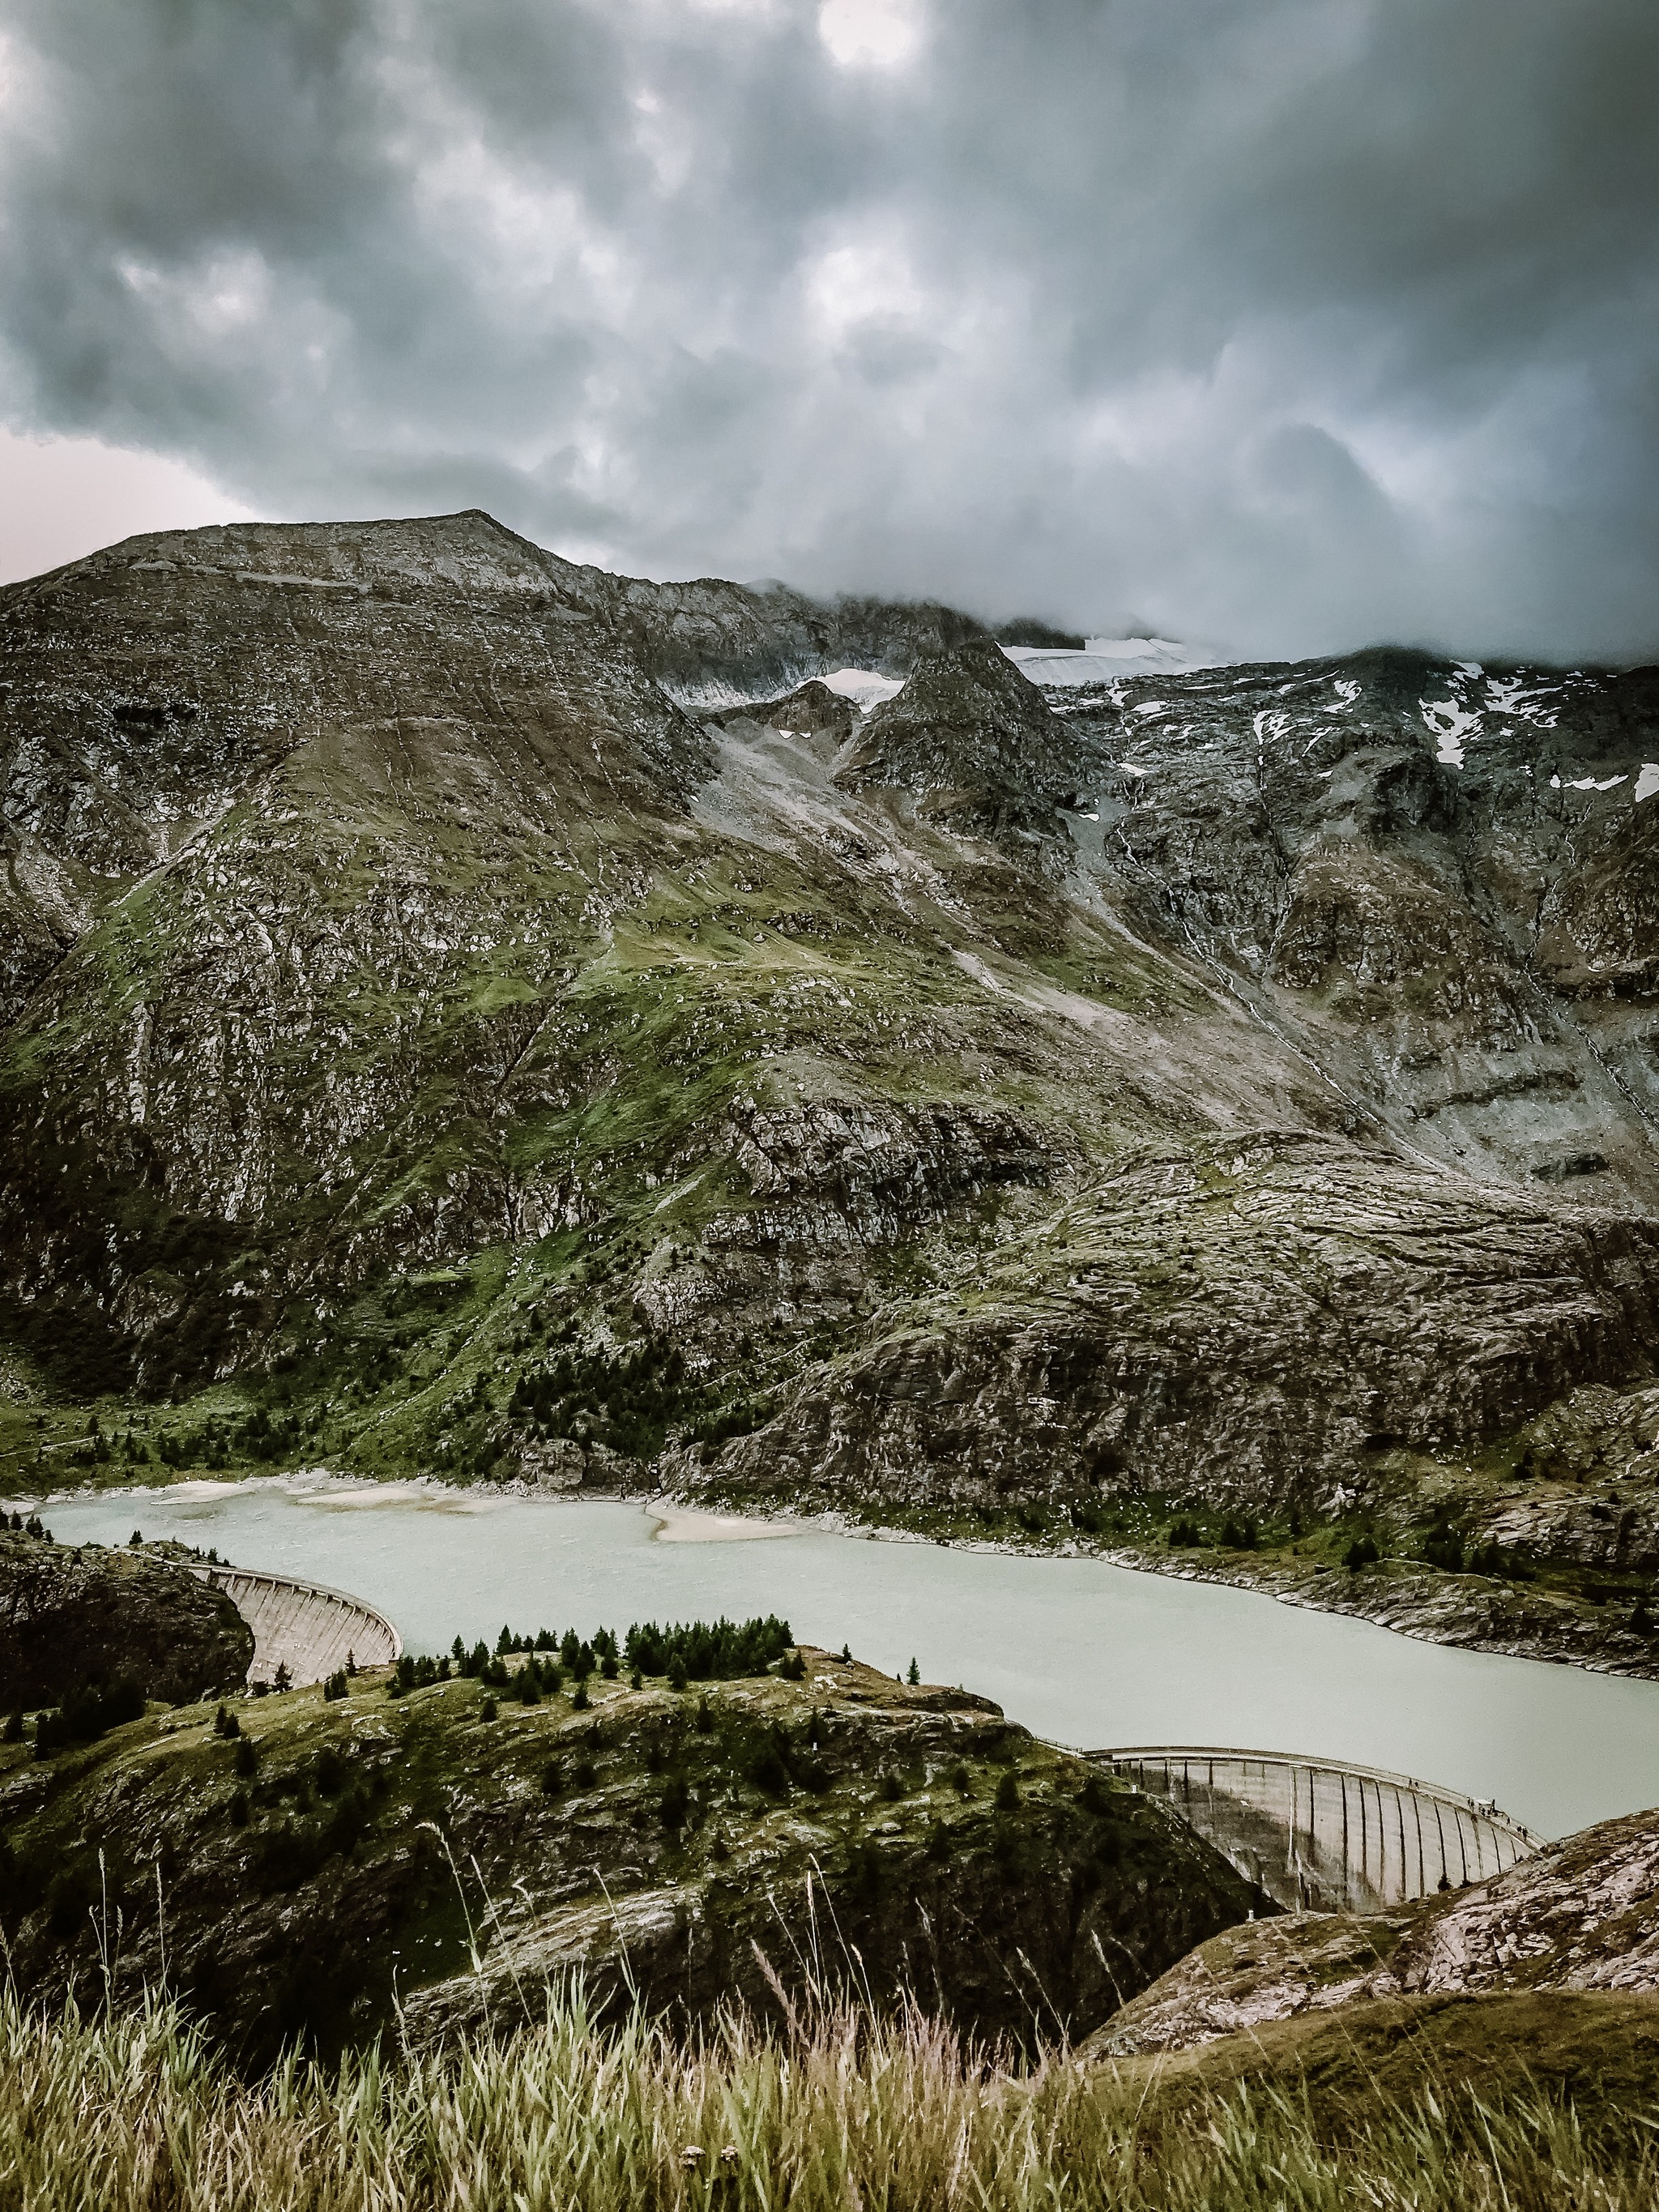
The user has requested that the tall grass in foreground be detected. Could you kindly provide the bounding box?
[0,1984,1650,2212]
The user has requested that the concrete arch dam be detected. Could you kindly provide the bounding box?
[1093,1746,1539,1913]
[190,1565,401,1688]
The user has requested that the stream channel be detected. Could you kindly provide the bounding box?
[36,1473,1659,1840]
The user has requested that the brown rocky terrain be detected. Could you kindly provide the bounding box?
[693,1131,1659,1518]
[0,1523,251,1709]
[0,1645,1262,2069]
[4,512,1659,1671]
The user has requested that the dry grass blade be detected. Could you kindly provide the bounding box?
[0,1981,1653,2212]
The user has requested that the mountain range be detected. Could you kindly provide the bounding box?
[5,510,1659,1667]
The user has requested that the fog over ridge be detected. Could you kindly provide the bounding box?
[1,0,1655,664]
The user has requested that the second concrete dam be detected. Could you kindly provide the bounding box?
[1096,1744,1539,1911]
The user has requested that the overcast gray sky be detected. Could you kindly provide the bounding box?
[2,0,1655,663]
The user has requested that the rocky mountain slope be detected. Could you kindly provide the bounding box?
[0,1523,250,1710]
[0,1638,1260,2067]
[5,512,1659,1662]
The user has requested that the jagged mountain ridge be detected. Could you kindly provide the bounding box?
[4,511,1659,1610]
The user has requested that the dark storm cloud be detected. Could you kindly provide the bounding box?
[2,0,1656,660]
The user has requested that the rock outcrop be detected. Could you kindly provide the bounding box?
[836,634,1085,868]
[0,1528,252,1708]
[697,1133,1659,1520]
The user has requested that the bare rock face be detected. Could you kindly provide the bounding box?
[698,1134,1659,1519]
[0,1529,253,1708]
[509,1436,642,1492]
[705,678,858,740]
[1058,649,1659,1206]
[1396,1807,1659,1997]
[719,1098,1056,1242]
[838,636,1083,868]
[1087,1909,1414,2056]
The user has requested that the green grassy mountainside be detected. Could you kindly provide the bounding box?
[6,513,1659,1666]
[0,1618,1260,2069]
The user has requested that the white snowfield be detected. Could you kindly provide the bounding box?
[1419,694,1482,769]
[818,667,906,710]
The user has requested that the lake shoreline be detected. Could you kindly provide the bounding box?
[25,1471,1659,1837]
[639,1485,1659,1686]
[20,1463,1659,1685]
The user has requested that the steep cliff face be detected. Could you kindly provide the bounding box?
[4,513,1659,1643]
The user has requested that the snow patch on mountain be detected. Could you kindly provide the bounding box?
[1421,694,1482,768]
[1485,673,1563,726]
[820,668,906,711]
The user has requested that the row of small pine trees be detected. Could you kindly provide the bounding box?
[379,1617,801,1702]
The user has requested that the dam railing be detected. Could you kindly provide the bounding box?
[190,1564,402,1688]
[1087,1744,1540,1912]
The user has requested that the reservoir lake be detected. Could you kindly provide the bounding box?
[35,1473,1659,1841]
